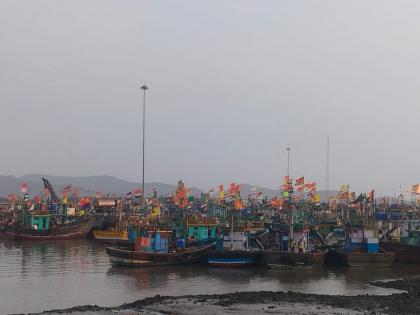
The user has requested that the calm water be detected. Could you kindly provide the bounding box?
[1,240,420,314]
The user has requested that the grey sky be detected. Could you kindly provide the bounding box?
[1,1,420,195]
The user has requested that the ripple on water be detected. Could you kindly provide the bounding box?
[0,240,420,314]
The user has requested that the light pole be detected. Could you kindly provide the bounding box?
[286,147,291,178]
[141,84,148,210]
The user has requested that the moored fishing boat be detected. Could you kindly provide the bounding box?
[106,229,215,266]
[1,215,95,241]
[263,250,325,269]
[380,230,420,263]
[107,243,214,266]
[327,219,395,267]
[208,251,262,267]
[207,213,264,268]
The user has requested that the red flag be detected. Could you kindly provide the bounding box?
[8,193,15,203]
[304,182,316,192]
[21,182,28,193]
[229,183,236,194]
[295,185,304,193]
[295,177,304,186]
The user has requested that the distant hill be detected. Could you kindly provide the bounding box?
[0,174,337,201]
[0,174,201,198]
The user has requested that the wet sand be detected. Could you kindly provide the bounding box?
[19,276,420,315]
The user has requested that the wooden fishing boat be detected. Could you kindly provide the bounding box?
[380,230,420,263]
[332,250,395,267]
[263,250,326,269]
[106,242,215,267]
[380,242,420,263]
[1,217,95,241]
[208,250,263,267]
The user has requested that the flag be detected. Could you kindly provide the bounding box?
[283,176,293,193]
[411,185,420,194]
[62,184,72,192]
[95,191,101,199]
[304,182,316,192]
[151,205,161,217]
[368,190,375,201]
[234,199,244,210]
[295,185,304,193]
[21,182,28,193]
[312,194,321,203]
[8,193,15,203]
[340,185,350,192]
[295,177,304,186]
[229,183,236,195]
[132,188,142,197]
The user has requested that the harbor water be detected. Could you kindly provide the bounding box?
[1,240,420,314]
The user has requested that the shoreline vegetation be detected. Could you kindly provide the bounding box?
[19,277,420,315]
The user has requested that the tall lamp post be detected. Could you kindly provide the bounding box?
[141,84,148,211]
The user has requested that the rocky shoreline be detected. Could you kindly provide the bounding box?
[19,277,420,315]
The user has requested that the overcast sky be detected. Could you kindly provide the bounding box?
[1,1,420,195]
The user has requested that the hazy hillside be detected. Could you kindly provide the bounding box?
[0,175,201,198]
[0,174,337,201]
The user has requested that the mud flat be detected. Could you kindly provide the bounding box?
[18,277,420,315]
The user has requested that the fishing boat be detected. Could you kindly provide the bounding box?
[207,216,264,268]
[380,230,420,263]
[92,197,130,246]
[208,250,262,267]
[106,229,215,267]
[327,220,394,267]
[1,213,95,241]
[1,177,95,240]
[263,250,325,269]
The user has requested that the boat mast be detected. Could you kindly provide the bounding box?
[326,137,330,207]
[140,84,148,212]
[287,147,293,250]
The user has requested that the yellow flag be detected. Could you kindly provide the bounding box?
[312,194,321,203]
[152,206,161,217]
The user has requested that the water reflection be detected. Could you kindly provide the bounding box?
[0,240,419,314]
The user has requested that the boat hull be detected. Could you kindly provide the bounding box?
[333,251,395,267]
[106,243,215,267]
[380,242,420,263]
[208,251,263,268]
[0,218,95,241]
[263,250,326,269]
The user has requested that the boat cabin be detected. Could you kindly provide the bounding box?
[26,213,50,231]
[135,230,170,253]
[345,221,379,253]
[187,218,217,242]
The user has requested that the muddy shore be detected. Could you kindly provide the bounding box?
[19,277,420,315]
